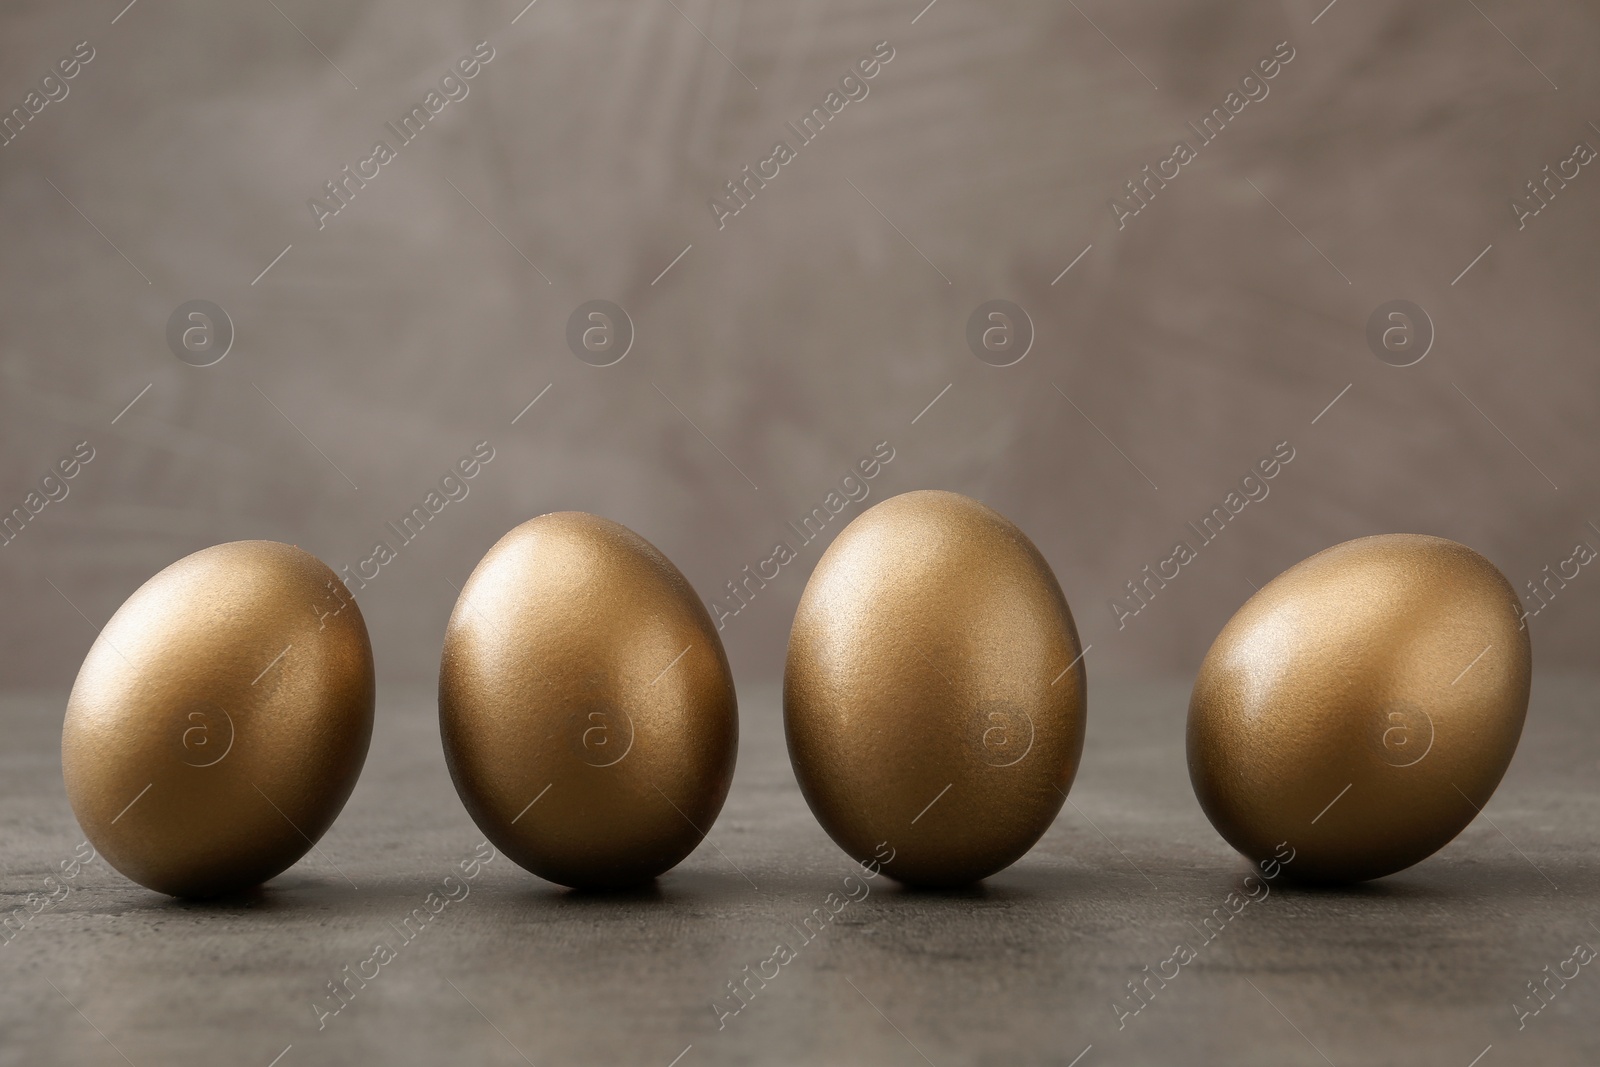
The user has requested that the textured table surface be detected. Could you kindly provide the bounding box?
[2,676,1596,1066]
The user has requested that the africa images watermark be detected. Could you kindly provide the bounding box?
[708,41,896,231]
[308,41,497,230]
[166,300,235,367]
[312,839,497,1029]
[967,300,1034,367]
[1108,40,1297,230]
[335,440,496,593]
[710,440,896,629]
[1511,130,1596,231]
[711,841,896,1030]
[1513,937,1596,1031]
[0,441,96,549]
[1108,440,1296,630]
[565,300,635,367]
[1112,841,1297,1029]
[0,40,95,148]
[0,841,98,947]
[1517,521,1600,629]
[1365,299,1434,367]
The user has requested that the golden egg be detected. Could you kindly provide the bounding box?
[784,490,1087,886]
[439,513,737,889]
[1188,533,1532,882]
[61,541,374,897]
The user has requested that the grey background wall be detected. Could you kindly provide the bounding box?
[3,0,1597,689]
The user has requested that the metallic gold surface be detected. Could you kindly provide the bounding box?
[784,490,1087,887]
[439,512,737,889]
[1187,533,1532,883]
[61,541,375,898]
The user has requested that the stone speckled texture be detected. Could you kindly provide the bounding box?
[2,676,1595,1065]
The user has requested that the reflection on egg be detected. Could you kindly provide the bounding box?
[62,541,374,897]
[439,513,737,889]
[1188,534,1532,882]
[785,490,1086,887]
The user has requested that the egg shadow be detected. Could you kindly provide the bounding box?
[139,880,300,915]
[1384,872,1566,902]
[1270,874,1443,901]
[1229,852,1575,906]
[552,880,666,905]
[146,868,414,914]
[872,859,1127,904]
[513,867,765,908]
[881,880,993,901]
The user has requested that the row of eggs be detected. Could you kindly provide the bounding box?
[61,490,1531,897]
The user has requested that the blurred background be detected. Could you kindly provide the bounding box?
[3,0,1598,690]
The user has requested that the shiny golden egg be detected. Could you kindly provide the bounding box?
[784,490,1087,886]
[61,541,375,897]
[1188,533,1532,883]
[439,513,737,889]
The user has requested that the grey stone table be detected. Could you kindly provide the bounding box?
[2,677,1596,1066]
